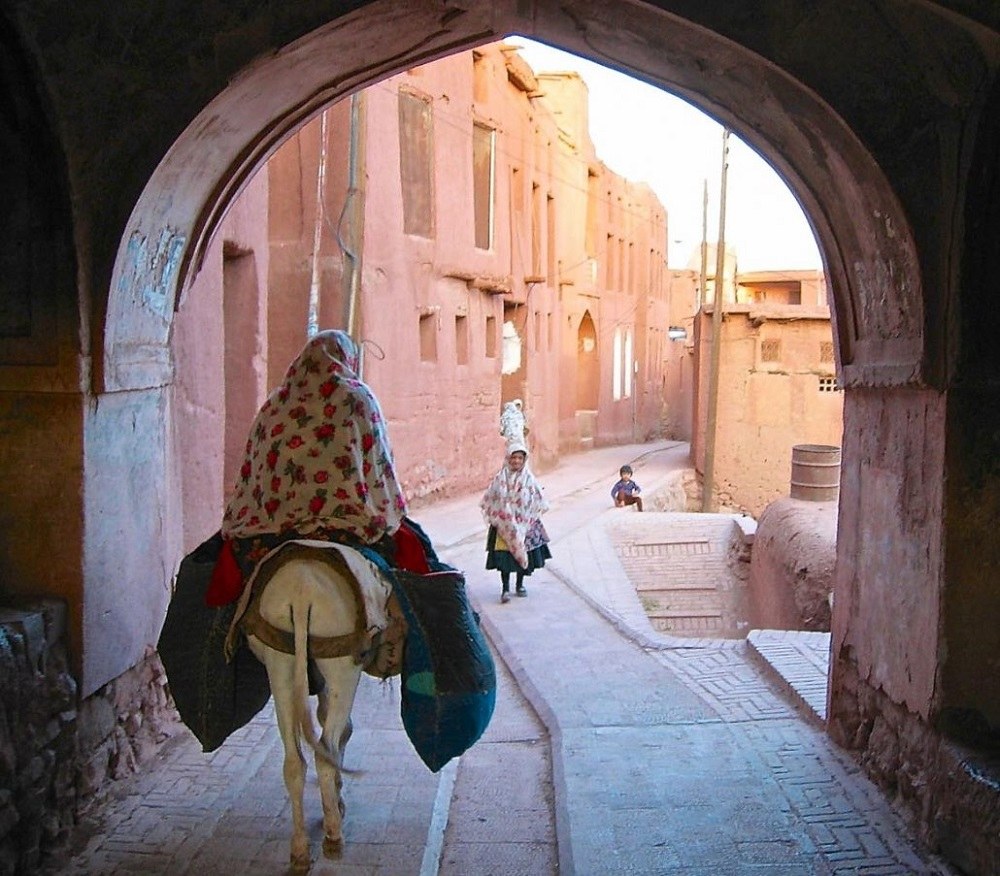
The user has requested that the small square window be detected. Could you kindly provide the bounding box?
[419,313,437,362]
[818,376,840,392]
[485,315,497,358]
[455,314,469,365]
[761,338,781,362]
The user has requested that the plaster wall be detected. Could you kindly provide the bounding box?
[595,176,668,447]
[81,389,177,696]
[830,388,946,722]
[538,69,670,449]
[478,48,565,469]
[352,45,609,491]
[663,270,697,440]
[168,42,668,509]
[357,50,524,496]
[171,266,224,553]
[737,271,828,308]
[172,171,271,553]
[218,174,272,487]
[543,70,602,450]
[265,103,352,387]
[693,307,843,515]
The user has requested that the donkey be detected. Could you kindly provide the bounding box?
[241,550,390,870]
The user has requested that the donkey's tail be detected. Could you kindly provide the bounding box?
[291,601,340,768]
[291,603,323,757]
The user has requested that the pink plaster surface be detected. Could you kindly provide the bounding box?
[831,389,946,720]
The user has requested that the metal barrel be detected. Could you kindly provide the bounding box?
[790,444,841,501]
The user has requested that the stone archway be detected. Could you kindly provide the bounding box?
[8,1,1000,866]
[94,0,931,702]
[575,310,599,446]
[576,310,599,411]
[103,0,924,395]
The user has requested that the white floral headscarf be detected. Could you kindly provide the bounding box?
[222,330,408,543]
[479,441,549,568]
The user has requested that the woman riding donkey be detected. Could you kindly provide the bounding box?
[208,329,430,608]
[191,330,493,867]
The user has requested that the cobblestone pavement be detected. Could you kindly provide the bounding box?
[43,441,956,875]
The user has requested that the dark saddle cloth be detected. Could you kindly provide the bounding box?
[157,532,270,752]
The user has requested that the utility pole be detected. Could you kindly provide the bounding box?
[344,91,367,343]
[697,178,708,310]
[702,128,730,513]
[307,108,330,338]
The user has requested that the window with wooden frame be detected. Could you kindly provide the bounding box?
[473,122,496,250]
[398,89,435,237]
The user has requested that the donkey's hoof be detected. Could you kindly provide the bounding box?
[322,836,344,859]
[290,850,312,872]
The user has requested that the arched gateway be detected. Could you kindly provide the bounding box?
[2,1,998,869]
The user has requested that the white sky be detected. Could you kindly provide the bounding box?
[512,38,822,272]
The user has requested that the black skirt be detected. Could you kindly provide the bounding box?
[485,525,552,575]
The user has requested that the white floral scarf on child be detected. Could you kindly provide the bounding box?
[479,442,549,568]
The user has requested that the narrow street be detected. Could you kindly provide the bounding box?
[43,441,953,875]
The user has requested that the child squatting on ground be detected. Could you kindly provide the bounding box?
[611,464,643,511]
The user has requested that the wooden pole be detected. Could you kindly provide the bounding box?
[702,128,730,512]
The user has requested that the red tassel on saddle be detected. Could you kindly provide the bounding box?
[205,537,244,607]
[392,521,432,574]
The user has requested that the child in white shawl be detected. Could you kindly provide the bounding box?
[480,440,551,603]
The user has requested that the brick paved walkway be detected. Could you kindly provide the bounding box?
[44,635,554,876]
[610,512,748,636]
[43,441,956,875]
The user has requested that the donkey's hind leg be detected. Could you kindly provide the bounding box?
[313,656,364,858]
[257,646,312,871]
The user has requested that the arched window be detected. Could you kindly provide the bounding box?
[612,328,623,400]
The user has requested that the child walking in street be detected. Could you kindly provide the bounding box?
[480,441,552,603]
[611,464,643,511]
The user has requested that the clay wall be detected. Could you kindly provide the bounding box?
[357,46,559,495]
[251,44,671,497]
[662,270,697,440]
[747,497,837,631]
[692,304,843,515]
[172,172,272,554]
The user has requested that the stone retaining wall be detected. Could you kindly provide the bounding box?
[0,600,180,874]
[829,659,1000,876]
